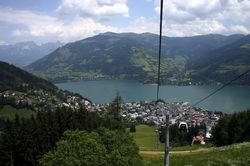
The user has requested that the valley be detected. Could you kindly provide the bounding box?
[27,32,250,85]
[1,0,250,165]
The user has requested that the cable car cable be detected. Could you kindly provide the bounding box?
[156,0,164,101]
[193,69,250,107]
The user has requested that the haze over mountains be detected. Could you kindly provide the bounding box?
[26,32,250,85]
[0,41,63,66]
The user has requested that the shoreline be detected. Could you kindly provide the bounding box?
[54,78,250,87]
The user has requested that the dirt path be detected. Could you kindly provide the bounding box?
[140,148,213,155]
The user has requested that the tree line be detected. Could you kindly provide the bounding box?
[212,109,250,146]
[157,109,250,147]
[0,95,142,166]
[158,123,207,146]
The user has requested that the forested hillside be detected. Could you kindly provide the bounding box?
[0,95,142,166]
[27,32,250,85]
[0,61,90,113]
[212,109,250,146]
[0,61,56,92]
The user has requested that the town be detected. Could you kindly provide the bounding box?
[1,89,221,139]
[0,89,94,111]
[95,100,221,138]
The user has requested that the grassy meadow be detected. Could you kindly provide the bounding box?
[0,105,35,120]
[131,125,250,165]
[131,124,212,151]
[131,125,165,151]
[142,142,250,166]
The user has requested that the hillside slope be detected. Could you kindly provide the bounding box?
[0,61,57,92]
[27,32,249,84]
[142,142,250,166]
[0,61,92,113]
[189,35,250,84]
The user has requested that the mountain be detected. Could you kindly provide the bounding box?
[0,41,63,66]
[27,32,249,84]
[0,61,92,112]
[188,35,250,84]
[0,61,57,92]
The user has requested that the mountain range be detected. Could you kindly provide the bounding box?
[0,41,62,66]
[27,32,250,85]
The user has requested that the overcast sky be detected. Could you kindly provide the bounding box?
[0,0,250,44]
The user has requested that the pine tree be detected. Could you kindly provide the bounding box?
[212,116,230,146]
[104,93,124,130]
[130,123,136,133]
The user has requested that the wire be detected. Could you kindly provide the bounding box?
[157,0,164,100]
[193,69,250,107]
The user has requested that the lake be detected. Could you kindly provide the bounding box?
[56,80,250,113]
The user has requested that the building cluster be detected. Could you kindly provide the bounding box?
[96,101,221,138]
[1,89,221,138]
[0,90,94,111]
[125,101,220,126]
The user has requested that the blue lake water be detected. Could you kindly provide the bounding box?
[56,80,250,113]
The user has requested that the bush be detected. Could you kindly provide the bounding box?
[39,129,143,166]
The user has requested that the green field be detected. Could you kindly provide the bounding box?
[0,105,35,120]
[131,125,165,151]
[142,142,250,166]
[133,125,250,165]
[171,143,213,151]
[132,125,211,151]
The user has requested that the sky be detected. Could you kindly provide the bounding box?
[0,0,250,45]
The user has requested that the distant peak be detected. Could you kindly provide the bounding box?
[140,32,155,35]
[100,32,118,36]
[17,41,37,45]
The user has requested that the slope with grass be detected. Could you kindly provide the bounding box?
[142,142,250,166]
[131,125,164,151]
[189,35,250,84]
[0,61,57,92]
[0,105,35,120]
[27,32,250,84]
[132,125,212,152]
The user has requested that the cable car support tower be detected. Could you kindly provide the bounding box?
[156,0,170,166]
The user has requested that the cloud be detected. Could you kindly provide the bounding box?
[153,0,227,22]
[49,17,118,42]
[151,0,250,35]
[0,8,118,42]
[218,0,250,23]
[0,8,60,36]
[0,8,56,24]
[0,39,8,45]
[56,0,129,19]
[228,25,249,34]
[164,20,227,36]
[121,17,159,34]
[0,0,249,44]
[156,0,250,23]
[121,16,249,37]
[0,0,129,43]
